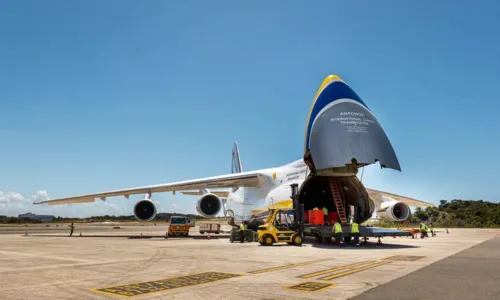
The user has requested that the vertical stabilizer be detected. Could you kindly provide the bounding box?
[231,141,243,173]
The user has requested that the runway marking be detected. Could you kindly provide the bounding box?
[284,281,335,292]
[297,260,375,279]
[92,272,242,298]
[382,255,425,261]
[318,260,392,280]
[248,258,332,274]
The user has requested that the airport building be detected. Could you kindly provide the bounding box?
[18,213,55,222]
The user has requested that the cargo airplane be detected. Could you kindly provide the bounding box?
[34,75,434,229]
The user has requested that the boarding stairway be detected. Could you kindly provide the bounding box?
[328,178,347,225]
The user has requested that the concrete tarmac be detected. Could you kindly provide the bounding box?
[0,227,498,299]
[351,233,500,300]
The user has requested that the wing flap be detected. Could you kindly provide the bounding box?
[366,188,435,207]
[181,191,229,198]
[34,172,263,206]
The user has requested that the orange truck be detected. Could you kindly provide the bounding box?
[168,216,194,237]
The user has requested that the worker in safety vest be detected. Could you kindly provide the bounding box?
[351,221,360,247]
[69,223,75,237]
[322,206,328,225]
[430,223,435,236]
[420,222,426,238]
[424,223,429,238]
[239,221,247,243]
[426,224,432,237]
[333,221,344,247]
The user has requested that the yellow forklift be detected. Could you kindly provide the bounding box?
[257,184,305,246]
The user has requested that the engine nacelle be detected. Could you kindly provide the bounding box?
[196,193,222,218]
[377,200,410,222]
[133,199,157,222]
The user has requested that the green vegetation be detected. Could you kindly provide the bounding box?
[376,199,500,228]
[0,215,20,224]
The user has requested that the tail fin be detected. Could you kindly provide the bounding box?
[231,141,243,173]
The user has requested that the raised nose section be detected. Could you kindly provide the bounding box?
[304,75,401,172]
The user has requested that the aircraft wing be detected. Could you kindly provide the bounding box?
[366,188,435,207]
[33,172,265,206]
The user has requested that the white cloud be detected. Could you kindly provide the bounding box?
[0,191,25,203]
[172,203,177,208]
[0,190,132,218]
[31,190,51,203]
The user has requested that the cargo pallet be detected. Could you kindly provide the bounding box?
[304,224,412,244]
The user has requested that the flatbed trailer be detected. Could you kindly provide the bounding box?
[304,224,412,244]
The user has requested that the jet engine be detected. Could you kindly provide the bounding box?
[196,193,222,218]
[377,201,410,222]
[133,199,157,222]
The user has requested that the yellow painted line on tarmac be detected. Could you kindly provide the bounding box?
[318,260,392,281]
[284,281,336,293]
[92,272,243,298]
[298,260,375,279]
[382,255,425,262]
[249,258,332,274]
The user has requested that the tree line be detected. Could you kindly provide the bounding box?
[0,212,227,224]
[377,199,500,228]
[410,199,500,228]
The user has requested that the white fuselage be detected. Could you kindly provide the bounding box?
[224,159,313,221]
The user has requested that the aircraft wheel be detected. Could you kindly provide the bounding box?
[292,234,303,246]
[263,234,274,246]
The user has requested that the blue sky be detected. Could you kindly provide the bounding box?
[1,1,499,217]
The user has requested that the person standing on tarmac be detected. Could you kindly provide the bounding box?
[420,222,426,238]
[69,223,75,237]
[333,221,344,247]
[322,206,328,225]
[239,221,247,243]
[351,220,360,247]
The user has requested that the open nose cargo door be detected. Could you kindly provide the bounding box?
[304,75,401,174]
